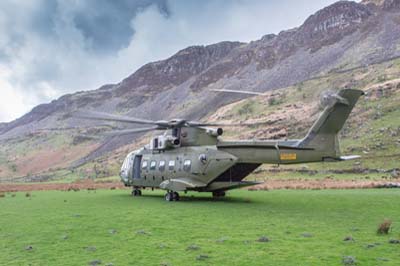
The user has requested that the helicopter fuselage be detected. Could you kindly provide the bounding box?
[120,141,255,193]
[119,137,336,193]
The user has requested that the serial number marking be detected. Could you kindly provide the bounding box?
[280,153,297,160]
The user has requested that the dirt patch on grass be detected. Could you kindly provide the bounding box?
[0,178,397,192]
[0,179,126,193]
[250,179,396,190]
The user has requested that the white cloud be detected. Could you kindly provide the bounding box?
[0,65,30,122]
[0,0,337,122]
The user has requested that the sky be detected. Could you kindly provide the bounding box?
[0,0,338,122]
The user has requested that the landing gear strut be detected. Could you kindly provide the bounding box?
[165,191,180,201]
[132,188,142,196]
[212,191,226,198]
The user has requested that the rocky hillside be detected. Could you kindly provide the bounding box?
[206,57,400,179]
[1,0,400,181]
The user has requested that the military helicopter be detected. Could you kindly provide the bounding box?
[77,89,364,201]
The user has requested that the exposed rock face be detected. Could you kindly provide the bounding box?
[298,1,372,50]
[118,41,244,94]
[383,0,400,10]
[363,0,400,9]
[2,0,400,164]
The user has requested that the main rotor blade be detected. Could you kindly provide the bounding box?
[187,121,268,127]
[35,124,117,132]
[102,126,162,136]
[210,89,264,96]
[74,110,159,125]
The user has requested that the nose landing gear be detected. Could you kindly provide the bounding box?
[132,188,142,196]
[165,191,180,201]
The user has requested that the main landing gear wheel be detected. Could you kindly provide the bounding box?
[212,191,226,198]
[173,192,180,201]
[132,189,142,197]
[165,192,173,201]
[165,191,180,201]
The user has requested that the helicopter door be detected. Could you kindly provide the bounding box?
[132,155,142,179]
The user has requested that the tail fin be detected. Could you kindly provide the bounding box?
[298,89,364,158]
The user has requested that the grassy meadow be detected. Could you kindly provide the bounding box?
[1,189,399,266]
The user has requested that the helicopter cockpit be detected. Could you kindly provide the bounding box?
[149,133,180,150]
[120,149,143,185]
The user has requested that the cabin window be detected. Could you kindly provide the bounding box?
[150,160,157,170]
[153,138,158,149]
[142,160,148,170]
[183,159,191,172]
[199,154,207,164]
[168,160,175,170]
[159,160,166,171]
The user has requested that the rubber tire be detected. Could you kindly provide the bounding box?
[165,192,173,202]
[173,192,180,201]
[132,189,141,197]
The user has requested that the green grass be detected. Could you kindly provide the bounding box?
[1,189,400,265]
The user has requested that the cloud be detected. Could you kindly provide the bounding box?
[0,0,336,122]
[0,65,27,122]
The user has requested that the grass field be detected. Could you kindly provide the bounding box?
[1,189,400,266]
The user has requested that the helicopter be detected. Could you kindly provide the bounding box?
[77,88,364,201]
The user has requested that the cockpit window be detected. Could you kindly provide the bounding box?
[150,161,157,170]
[122,157,129,170]
[168,160,175,170]
[183,159,191,172]
[159,160,165,171]
[142,160,148,170]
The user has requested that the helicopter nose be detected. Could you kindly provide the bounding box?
[119,168,129,184]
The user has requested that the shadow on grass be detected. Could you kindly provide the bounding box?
[112,191,256,204]
[139,194,256,204]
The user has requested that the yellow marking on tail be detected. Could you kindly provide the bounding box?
[280,153,297,160]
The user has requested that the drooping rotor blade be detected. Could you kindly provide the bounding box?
[74,110,163,126]
[35,124,118,132]
[187,121,268,127]
[210,89,264,96]
[102,126,162,136]
[74,134,102,140]
[73,110,267,131]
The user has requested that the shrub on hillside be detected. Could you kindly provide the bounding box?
[238,102,254,115]
[377,219,392,234]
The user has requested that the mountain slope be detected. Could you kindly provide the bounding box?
[206,57,400,179]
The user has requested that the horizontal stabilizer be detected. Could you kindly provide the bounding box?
[323,155,361,162]
[339,155,361,161]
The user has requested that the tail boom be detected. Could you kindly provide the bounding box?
[217,89,364,164]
